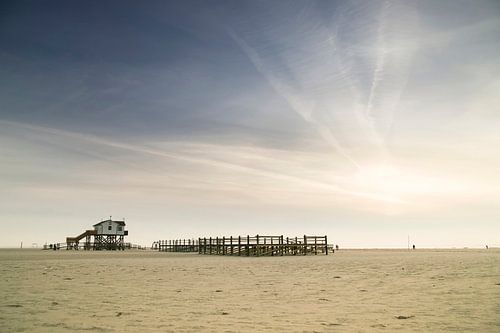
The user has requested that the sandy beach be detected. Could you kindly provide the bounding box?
[0,249,498,332]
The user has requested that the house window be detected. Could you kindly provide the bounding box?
[117,226,123,231]
[108,226,112,231]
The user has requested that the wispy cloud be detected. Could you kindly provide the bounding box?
[0,119,404,204]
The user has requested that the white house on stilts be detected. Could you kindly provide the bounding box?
[93,219,128,250]
[65,218,128,250]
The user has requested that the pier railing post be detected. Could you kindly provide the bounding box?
[325,235,328,255]
[256,234,259,257]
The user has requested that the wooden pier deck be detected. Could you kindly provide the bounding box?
[199,235,328,256]
[156,239,199,253]
[157,235,329,256]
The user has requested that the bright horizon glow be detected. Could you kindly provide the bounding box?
[353,163,462,199]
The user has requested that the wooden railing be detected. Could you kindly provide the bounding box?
[196,235,329,256]
[156,239,199,253]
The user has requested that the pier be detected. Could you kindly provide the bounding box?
[156,235,329,256]
[156,239,199,252]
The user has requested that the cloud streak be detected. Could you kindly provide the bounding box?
[0,119,404,203]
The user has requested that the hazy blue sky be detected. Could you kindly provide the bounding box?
[1,0,500,248]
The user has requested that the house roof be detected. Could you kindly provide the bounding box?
[93,219,126,227]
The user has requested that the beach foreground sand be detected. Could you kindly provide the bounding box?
[0,249,498,332]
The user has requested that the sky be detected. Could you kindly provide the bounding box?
[1,0,500,248]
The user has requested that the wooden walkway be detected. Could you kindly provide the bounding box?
[198,235,328,256]
[156,239,199,252]
[43,242,146,250]
[157,235,326,256]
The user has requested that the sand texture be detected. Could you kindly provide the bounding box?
[0,249,499,332]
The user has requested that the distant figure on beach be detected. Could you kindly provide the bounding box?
[412,244,415,250]
[335,244,339,251]
[486,245,488,249]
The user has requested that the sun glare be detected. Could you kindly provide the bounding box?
[354,164,445,201]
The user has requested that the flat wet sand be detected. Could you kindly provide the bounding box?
[0,249,499,332]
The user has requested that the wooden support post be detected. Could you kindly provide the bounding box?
[256,235,259,257]
[325,235,328,255]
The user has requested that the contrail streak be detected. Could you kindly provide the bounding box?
[365,1,389,121]
[228,29,361,170]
